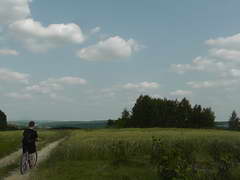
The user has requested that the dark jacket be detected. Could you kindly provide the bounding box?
[22,128,38,153]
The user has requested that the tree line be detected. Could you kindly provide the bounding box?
[228,110,240,130]
[108,95,215,128]
[0,109,7,129]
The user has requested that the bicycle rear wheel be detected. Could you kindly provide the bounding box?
[20,152,29,175]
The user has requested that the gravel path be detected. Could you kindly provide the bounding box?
[3,138,64,180]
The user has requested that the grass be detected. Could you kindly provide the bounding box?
[30,128,240,180]
[0,131,22,159]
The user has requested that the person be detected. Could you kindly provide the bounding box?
[22,121,38,168]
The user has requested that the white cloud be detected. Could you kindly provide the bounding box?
[206,33,240,49]
[170,90,192,96]
[0,0,31,25]
[210,49,240,61]
[90,26,101,34]
[187,79,238,89]
[77,36,140,61]
[25,76,87,94]
[9,18,85,52]
[0,49,19,56]
[229,69,240,77]
[0,68,30,84]
[171,56,227,74]
[53,77,87,85]
[25,83,62,94]
[122,81,160,90]
[5,92,32,100]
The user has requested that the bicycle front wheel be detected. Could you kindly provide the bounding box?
[29,152,38,168]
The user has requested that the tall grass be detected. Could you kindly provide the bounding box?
[0,131,22,158]
[31,128,240,180]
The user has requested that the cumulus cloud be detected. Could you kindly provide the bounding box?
[25,83,62,94]
[206,33,240,49]
[0,68,30,84]
[0,0,31,25]
[5,92,32,100]
[9,19,85,52]
[170,90,192,96]
[52,77,87,85]
[187,80,238,89]
[171,33,240,92]
[0,49,19,56]
[122,82,160,90]
[76,36,140,61]
[210,48,240,61]
[25,76,87,94]
[171,56,227,74]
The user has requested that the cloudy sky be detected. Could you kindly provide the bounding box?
[1,0,240,121]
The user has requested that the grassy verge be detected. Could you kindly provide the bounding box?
[31,128,240,180]
[0,131,22,159]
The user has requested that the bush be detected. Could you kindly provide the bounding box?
[150,137,196,179]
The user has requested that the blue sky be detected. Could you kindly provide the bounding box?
[1,0,240,121]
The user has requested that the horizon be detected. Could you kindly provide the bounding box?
[1,0,240,122]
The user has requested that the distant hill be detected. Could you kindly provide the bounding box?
[9,120,229,129]
[9,120,107,129]
[215,121,229,129]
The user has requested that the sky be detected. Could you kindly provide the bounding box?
[1,0,240,121]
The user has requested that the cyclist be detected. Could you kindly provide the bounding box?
[22,121,38,168]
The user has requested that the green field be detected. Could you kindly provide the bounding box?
[27,128,240,180]
[0,131,22,159]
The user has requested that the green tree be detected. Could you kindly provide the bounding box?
[107,119,115,127]
[115,108,131,128]
[116,95,215,128]
[131,95,156,127]
[228,110,239,130]
[0,110,7,129]
[177,98,192,128]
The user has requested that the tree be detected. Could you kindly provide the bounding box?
[228,110,239,130]
[107,119,115,127]
[177,98,192,128]
[0,110,7,129]
[131,95,156,127]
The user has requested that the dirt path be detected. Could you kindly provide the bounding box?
[3,138,64,180]
[0,150,21,168]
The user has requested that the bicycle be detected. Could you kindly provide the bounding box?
[20,151,38,175]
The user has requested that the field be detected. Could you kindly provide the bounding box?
[0,131,22,159]
[23,128,240,180]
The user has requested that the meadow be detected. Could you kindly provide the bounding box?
[0,131,22,159]
[28,128,240,180]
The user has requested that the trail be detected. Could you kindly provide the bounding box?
[0,150,21,168]
[3,138,64,180]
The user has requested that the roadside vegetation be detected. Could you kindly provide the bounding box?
[0,131,22,159]
[31,128,240,180]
